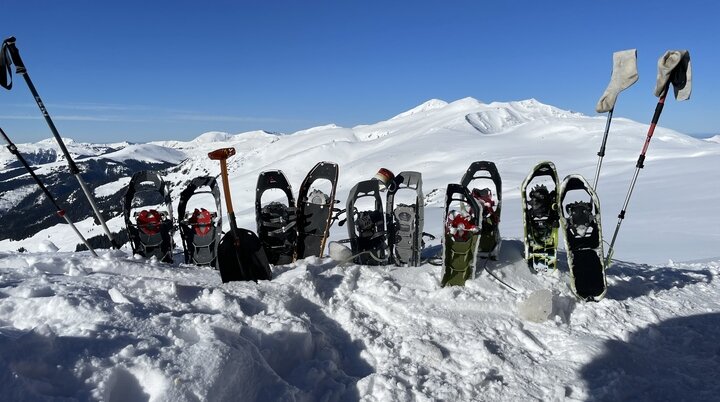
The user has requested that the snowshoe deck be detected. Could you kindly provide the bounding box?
[255,170,297,265]
[441,184,481,287]
[296,162,339,259]
[387,171,424,266]
[346,179,387,265]
[521,161,560,272]
[177,176,222,268]
[559,174,607,301]
[123,170,174,263]
[461,161,502,260]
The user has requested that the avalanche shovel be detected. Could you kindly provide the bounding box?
[208,147,272,282]
[593,49,639,190]
[605,50,691,266]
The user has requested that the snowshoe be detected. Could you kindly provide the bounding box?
[295,162,339,259]
[255,170,297,265]
[123,170,174,263]
[177,176,222,267]
[345,179,387,265]
[441,184,482,287]
[559,174,607,301]
[521,161,560,272]
[386,171,424,266]
[461,161,502,260]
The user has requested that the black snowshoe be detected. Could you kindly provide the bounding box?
[461,161,502,260]
[441,184,482,287]
[521,161,560,272]
[559,174,607,301]
[123,171,174,263]
[177,176,222,267]
[345,179,387,265]
[295,162,339,259]
[386,171,424,266]
[255,170,297,265]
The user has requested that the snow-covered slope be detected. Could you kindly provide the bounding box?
[0,248,718,400]
[1,97,719,400]
[2,97,719,263]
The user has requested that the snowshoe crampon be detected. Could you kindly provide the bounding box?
[123,171,174,263]
[346,179,387,265]
[559,174,607,301]
[177,176,222,268]
[521,161,560,272]
[387,171,424,266]
[256,170,297,265]
[461,161,502,260]
[296,162,339,259]
[441,184,481,287]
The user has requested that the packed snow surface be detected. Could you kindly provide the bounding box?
[1,98,719,400]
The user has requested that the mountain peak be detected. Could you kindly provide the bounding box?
[191,131,233,143]
[391,99,449,120]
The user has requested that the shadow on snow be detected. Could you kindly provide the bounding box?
[580,312,720,401]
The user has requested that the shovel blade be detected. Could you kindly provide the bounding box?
[218,228,272,282]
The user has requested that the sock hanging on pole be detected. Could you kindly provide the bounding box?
[593,49,638,190]
[0,127,98,256]
[1,36,118,249]
[605,50,691,267]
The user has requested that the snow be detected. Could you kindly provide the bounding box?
[1,97,720,400]
[101,144,186,165]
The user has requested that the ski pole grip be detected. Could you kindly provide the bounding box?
[208,147,236,161]
[2,37,26,72]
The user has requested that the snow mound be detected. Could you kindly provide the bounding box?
[517,289,553,322]
[705,135,720,144]
[102,144,187,164]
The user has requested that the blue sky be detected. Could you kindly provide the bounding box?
[1,1,717,143]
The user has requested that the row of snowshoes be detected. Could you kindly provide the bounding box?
[255,161,339,265]
[339,170,427,267]
[521,161,607,301]
[123,171,223,267]
[441,161,502,286]
[124,162,341,271]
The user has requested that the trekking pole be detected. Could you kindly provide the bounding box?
[605,50,691,266]
[593,49,638,190]
[0,36,118,248]
[0,127,98,256]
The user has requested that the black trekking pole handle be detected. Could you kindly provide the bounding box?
[2,36,79,174]
[2,37,26,72]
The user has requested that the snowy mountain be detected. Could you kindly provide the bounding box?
[1,98,719,400]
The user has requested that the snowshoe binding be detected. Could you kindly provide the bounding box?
[521,161,560,272]
[177,176,222,267]
[123,170,174,263]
